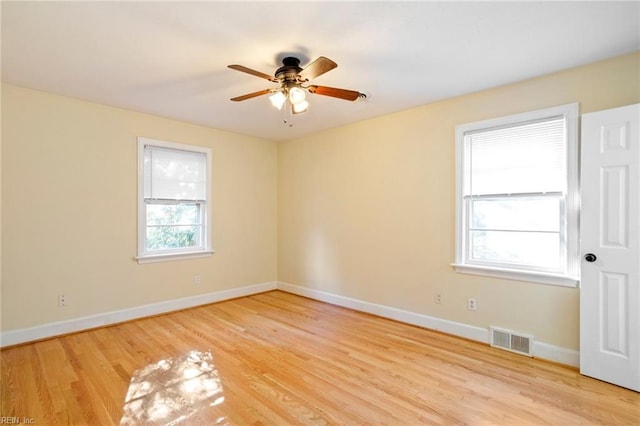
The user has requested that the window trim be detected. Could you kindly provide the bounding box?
[136,137,213,264]
[453,103,580,287]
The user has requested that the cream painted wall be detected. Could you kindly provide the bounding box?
[2,52,638,347]
[0,84,3,327]
[278,52,640,350]
[1,84,278,331]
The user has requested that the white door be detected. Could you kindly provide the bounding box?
[580,103,640,392]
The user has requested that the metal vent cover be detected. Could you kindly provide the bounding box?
[490,326,533,357]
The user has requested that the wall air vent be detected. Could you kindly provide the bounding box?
[490,326,533,357]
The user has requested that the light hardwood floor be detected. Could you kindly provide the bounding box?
[1,291,639,425]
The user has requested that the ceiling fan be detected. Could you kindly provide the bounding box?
[228,56,365,116]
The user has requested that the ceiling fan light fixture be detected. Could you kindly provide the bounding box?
[229,56,362,125]
[269,91,286,110]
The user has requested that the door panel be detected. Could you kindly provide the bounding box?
[600,271,628,356]
[580,103,639,392]
[601,165,628,247]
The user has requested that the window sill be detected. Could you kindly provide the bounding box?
[451,263,579,287]
[136,250,214,264]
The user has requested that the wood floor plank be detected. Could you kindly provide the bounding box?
[2,290,639,425]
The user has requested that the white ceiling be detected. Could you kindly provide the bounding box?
[2,1,639,142]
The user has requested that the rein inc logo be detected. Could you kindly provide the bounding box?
[0,418,35,424]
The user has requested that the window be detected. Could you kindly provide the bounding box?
[453,104,579,286]
[137,137,212,263]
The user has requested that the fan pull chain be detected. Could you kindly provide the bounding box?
[283,99,293,127]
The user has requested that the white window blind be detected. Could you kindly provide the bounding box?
[464,117,566,196]
[144,146,207,201]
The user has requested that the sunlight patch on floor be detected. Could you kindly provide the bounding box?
[120,350,225,425]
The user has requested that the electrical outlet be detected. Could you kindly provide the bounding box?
[58,294,67,307]
[467,298,477,311]
[194,274,201,285]
[434,293,442,304]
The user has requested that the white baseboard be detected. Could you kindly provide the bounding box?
[1,280,579,367]
[0,281,277,348]
[533,341,579,367]
[276,281,579,367]
[276,282,489,342]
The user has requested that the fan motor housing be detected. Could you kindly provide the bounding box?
[275,57,304,82]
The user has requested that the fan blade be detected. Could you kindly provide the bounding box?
[228,64,276,82]
[299,57,337,80]
[308,85,361,101]
[230,89,272,102]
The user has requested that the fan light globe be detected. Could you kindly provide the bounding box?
[289,87,306,105]
[269,91,286,110]
[292,100,309,114]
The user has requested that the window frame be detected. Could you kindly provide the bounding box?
[136,137,213,264]
[453,103,580,287]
